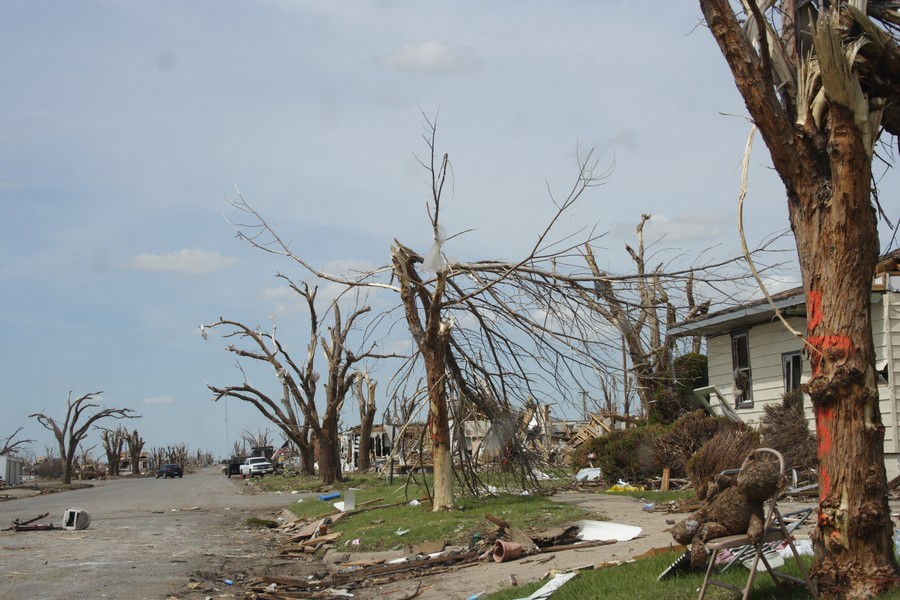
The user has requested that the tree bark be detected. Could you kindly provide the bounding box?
[393,243,455,511]
[425,327,453,511]
[318,414,343,485]
[127,430,145,476]
[790,106,896,597]
[356,374,377,472]
[299,425,316,475]
[101,428,124,477]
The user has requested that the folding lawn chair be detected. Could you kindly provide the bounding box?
[715,506,814,572]
[697,448,818,600]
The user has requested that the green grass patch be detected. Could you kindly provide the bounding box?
[253,472,323,493]
[276,473,597,552]
[327,493,591,552]
[484,550,824,600]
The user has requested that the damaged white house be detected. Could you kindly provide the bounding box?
[670,263,900,478]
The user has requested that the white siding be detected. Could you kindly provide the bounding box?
[704,291,900,477]
[875,292,900,456]
[706,318,808,426]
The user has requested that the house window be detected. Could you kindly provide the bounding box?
[731,331,753,408]
[782,352,803,392]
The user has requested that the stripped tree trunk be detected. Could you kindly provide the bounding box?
[791,112,895,596]
[699,1,900,595]
[393,243,455,511]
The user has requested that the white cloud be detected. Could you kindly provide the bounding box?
[635,212,734,243]
[142,395,176,405]
[377,40,483,74]
[127,249,238,275]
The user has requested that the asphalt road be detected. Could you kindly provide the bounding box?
[0,466,304,600]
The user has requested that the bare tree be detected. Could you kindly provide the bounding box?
[126,429,145,475]
[30,391,138,485]
[75,444,97,479]
[206,282,399,484]
[355,371,378,472]
[165,443,189,468]
[194,449,214,466]
[240,427,274,451]
[99,427,126,476]
[581,214,709,416]
[222,118,764,510]
[0,427,33,455]
[698,1,900,594]
[148,446,166,471]
[231,439,248,458]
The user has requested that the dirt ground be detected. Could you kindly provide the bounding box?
[0,471,822,600]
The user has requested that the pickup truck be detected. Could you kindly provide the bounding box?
[239,456,274,478]
[222,456,247,478]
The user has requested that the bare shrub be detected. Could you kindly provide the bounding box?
[760,391,817,475]
[653,411,734,478]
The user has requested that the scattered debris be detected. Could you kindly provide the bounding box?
[485,513,538,554]
[493,539,523,562]
[63,507,91,530]
[657,548,695,581]
[3,512,63,532]
[607,481,644,492]
[513,572,577,600]
[574,467,602,482]
[573,520,642,542]
[246,504,649,598]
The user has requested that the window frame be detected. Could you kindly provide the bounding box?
[782,351,803,393]
[731,330,753,408]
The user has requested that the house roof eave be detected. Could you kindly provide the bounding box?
[669,290,806,338]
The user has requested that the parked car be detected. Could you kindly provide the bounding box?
[239,456,274,478]
[156,464,183,478]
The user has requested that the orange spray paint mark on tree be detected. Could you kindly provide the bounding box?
[808,289,823,329]
[808,335,854,376]
[807,289,855,375]
[816,405,834,501]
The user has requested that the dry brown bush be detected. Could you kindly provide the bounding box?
[652,411,735,478]
[687,426,761,500]
[760,394,817,475]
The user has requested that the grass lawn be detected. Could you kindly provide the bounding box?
[483,550,900,600]
[252,473,696,553]
[483,550,821,600]
[273,473,595,551]
[255,473,598,551]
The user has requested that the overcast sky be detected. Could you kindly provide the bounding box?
[2,1,896,461]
